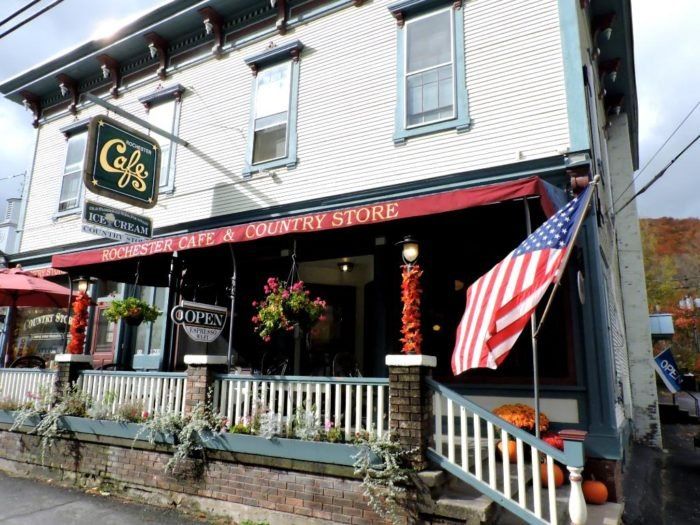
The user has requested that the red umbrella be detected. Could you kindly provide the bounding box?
[0,267,74,308]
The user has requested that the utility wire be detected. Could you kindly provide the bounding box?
[0,0,64,41]
[0,0,44,27]
[613,100,700,208]
[616,133,700,214]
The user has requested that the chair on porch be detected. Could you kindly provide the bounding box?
[8,355,46,369]
[260,352,288,376]
[332,352,362,377]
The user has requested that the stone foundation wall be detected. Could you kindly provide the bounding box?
[0,428,393,525]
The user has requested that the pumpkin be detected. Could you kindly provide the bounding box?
[540,463,565,488]
[582,480,608,505]
[497,440,518,462]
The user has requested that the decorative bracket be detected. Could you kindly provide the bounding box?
[55,74,78,115]
[96,54,121,98]
[144,32,169,80]
[19,90,42,128]
[199,7,224,56]
[275,0,288,35]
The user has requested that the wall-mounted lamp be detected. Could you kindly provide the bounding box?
[396,235,420,266]
[337,261,355,273]
[593,13,616,42]
[75,276,96,293]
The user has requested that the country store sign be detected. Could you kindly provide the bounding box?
[52,176,554,268]
[82,201,153,243]
[83,116,160,208]
[171,301,228,343]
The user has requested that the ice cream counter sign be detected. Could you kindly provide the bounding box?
[170,301,228,343]
[83,115,161,209]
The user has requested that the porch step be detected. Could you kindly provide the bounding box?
[658,403,700,425]
[433,490,496,524]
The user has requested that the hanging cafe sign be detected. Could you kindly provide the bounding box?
[82,201,153,244]
[171,301,228,343]
[83,116,160,208]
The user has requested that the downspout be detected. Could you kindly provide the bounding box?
[13,127,39,254]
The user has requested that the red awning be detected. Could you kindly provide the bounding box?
[52,176,557,269]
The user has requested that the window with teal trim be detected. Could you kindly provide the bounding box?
[390,1,470,144]
[243,41,303,177]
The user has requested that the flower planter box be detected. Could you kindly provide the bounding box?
[206,432,364,466]
[58,416,174,443]
[0,409,42,428]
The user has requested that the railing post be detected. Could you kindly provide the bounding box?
[560,429,588,525]
[385,354,437,470]
[53,354,93,399]
[183,355,227,414]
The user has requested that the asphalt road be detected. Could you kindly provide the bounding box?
[0,472,207,524]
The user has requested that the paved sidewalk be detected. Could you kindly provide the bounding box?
[623,424,700,525]
[0,471,208,524]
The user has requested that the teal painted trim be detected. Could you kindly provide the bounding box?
[428,450,548,525]
[427,378,568,464]
[557,0,590,152]
[80,370,186,379]
[244,40,304,70]
[206,433,364,466]
[243,58,300,177]
[388,0,455,17]
[584,431,624,460]
[288,0,356,26]
[214,374,388,385]
[393,5,470,145]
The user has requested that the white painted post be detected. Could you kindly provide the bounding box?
[567,466,587,525]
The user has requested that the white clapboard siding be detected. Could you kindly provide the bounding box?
[212,375,389,439]
[20,0,568,253]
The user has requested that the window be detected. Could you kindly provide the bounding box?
[243,40,303,176]
[252,62,292,164]
[390,2,470,143]
[139,85,184,193]
[405,9,454,127]
[147,99,179,192]
[58,132,86,213]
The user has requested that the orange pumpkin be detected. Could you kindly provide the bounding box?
[497,440,518,462]
[540,463,565,488]
[582,480,608,505]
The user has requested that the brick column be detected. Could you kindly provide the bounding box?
[53,354,93,398]
[385,354,436,470]
[183,355,227,413]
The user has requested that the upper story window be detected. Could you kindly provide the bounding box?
[252,62,292,165]
[389,1,470,144]
[58,129,87,214]
[243,40,303,177]
[139,84,185,194]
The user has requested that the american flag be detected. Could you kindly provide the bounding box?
[451,185,594,375]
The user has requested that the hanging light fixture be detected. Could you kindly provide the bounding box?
[337,261,355,273]
[396,235,419,265]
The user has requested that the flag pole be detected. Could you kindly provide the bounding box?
[533,175,601,340]
[523,198,542,439]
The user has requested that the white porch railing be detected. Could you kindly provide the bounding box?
[427,379,587,525]
[213,375,389,439]
[78,371,187,416]
[0,369,56,404]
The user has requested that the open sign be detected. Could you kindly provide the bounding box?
[653,348,683,393]
[170,301,228,343]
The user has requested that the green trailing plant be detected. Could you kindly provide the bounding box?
[352,434,417,525]
[136,396,226,477]
[11,385,91,463]
[104,297,161,324]
[230,420,252,434]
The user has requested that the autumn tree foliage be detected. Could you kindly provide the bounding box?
[640,218,700,370]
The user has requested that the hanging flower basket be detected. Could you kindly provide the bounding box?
[252,277,327,342]
[104,297,161,326]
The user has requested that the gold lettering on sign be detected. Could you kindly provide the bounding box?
[98,138,149,192]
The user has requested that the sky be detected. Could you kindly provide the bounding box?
[0,0,698,218]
